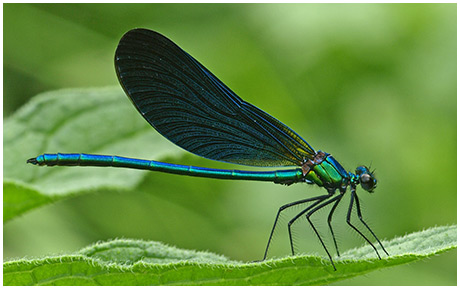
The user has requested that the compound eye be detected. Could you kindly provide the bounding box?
[360,174,371,183]
[360,173,376,192]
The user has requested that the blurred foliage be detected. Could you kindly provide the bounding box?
[4,3,456,285]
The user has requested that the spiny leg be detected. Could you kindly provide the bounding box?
[346,187,381,259]
[352,190,389,256]
[263,194,330,260]
[327,194,344,257]
[304,194,343,271]
[287,196,330,257]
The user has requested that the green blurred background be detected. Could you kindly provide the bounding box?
[4,3,456,285]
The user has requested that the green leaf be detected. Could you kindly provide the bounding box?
[4,87,185,222]
[3,225,456,286]
[3,180,57,222]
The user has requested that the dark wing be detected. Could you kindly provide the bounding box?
[115,28,315,167]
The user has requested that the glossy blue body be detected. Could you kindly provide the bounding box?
[32,153,304,183]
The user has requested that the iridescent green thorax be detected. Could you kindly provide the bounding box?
[304,152,349,193]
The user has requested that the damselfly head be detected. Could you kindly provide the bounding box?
[356,166,377,193]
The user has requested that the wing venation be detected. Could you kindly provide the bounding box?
[115,28,315,167]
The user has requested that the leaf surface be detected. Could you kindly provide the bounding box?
[4,225,456,285]
[4,88,184,221]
